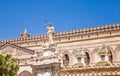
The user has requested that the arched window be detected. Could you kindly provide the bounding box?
[98,46,113,62]
[64,54,69,65]
[96,46,113,66]
[74,50,90,67]
[85,52,90,64]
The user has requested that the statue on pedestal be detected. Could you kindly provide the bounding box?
[46,23,55,45]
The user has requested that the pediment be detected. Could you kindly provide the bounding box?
[0,43,34,59]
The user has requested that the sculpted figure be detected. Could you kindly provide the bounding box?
[46,23,55,44]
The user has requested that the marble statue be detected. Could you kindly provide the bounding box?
[46,23,55,44]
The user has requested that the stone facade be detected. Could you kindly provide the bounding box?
[0,24,120,76]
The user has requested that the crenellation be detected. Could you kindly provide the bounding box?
[101,25,104,29]
[113,24,116,27]
[15,38,18,41]
[0,24,120,45]
[73,30,76,33]
[109,24,113,31]
[89,27,93,31]
[116,23,120,27]
[86,28,89,31]
[34,36,37,39]
[94,26,97,31]
[75,30,79,33]
[115,24,120,29]
[105,24,108,29]
[59,32,62,35]
[18,38,21,41]
[82,28,86,33]
[43,34,47,38]
[69,30,73,34]
[86,28,90,33]
[62,32,65,35]
[93,26,100,33]
[104,25,109,31]
[11,39,14,42]
[40,34,44,38]
[79,29,82,32]
[56,32,59,35]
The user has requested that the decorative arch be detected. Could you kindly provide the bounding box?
[114,46,120,62]
[71,48,91,55]
[71,48,91,65]
[83,48,91,60]
[64,54,70,65]
[105,45,114,55]
[82,48,91,64]
[91,45,114,64]
[101,45,114,62]
[19,70,32,76]
[60,50,71,65]
[85,52,90,64]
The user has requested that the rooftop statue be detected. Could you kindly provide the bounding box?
[46,23,55,45]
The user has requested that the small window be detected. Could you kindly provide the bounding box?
[77,57,81,62]
[101,55,105,61]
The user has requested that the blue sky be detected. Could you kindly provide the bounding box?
[0,0,120,39]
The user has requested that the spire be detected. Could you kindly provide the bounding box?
[20,28,30,38]
[24,28,28,34]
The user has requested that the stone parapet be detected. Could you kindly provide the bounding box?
[0,24,120,45]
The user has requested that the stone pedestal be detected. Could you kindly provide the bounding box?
[32,62,60,76]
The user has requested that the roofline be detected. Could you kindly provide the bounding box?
[0,23,120,44]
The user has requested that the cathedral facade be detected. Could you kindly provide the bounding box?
[0,24,120,76]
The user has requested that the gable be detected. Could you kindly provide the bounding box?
[0,43,34,59]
